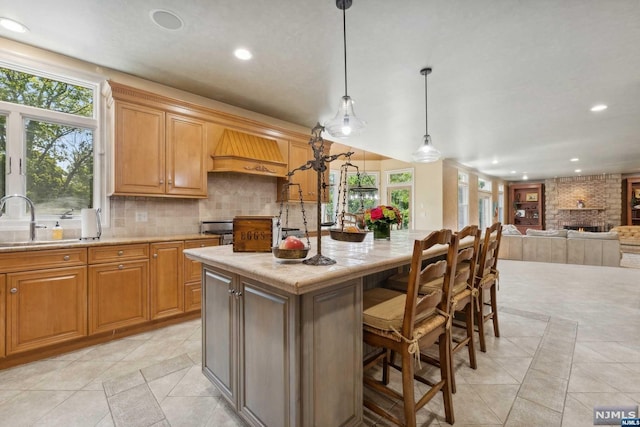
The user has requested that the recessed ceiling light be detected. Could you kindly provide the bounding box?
[510,170,516,174]
[575,169,582,173]
[570,158,579,162]
[492,159,498,165]
[590,104,607,112]
[522,174,528,180]
[234,48,252,60]
[0,17,28,33]
[150,9,184,31]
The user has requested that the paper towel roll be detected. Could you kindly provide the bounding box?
[81,208,101,239]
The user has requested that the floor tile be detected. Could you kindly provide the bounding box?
[78,338,146,362]
[107,383,166,427]
[0,390,74,426]
[491,357,532,382]
[103,370,146,397]
[168,365,220,397]
[32,390,110,426]
[0,360,73,390]
[504,396,562,427]
[518,368,568,412]
[161,396,221,426]
[471,384,520,422]
[32,361,115,391]
[141,353,194,382]
[148,367,190,402]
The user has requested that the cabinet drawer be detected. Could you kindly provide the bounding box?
[184,282,201,312]
[0,248,87,273]
[88,244,149,264]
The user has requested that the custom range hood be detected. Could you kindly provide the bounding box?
[210,129,287,177]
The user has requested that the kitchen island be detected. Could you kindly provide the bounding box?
[184,229,467,427]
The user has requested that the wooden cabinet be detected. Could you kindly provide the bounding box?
[202,265,361,427]
[88,244,149,334]
[150,241,184,319]
[623,177,640,225]
[184,238,220,312]
[203,268,297,425]
[509,183,545,233]
[279,140,331,202]
[6,266,87,355]
[0,248,88,356]
[112,99,207,198]
[0,274,5,357]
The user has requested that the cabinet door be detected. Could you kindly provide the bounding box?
[150,241,184,319]
[238,279,295,427]
[88,261,149,334]
[0,274,5,357]
[114,101,165,195]
[203,268,237,408]
[288,141,316,201]
[165,114,207,197]
[6,267,87,355]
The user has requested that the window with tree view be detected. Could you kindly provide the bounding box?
[0,66,96,217]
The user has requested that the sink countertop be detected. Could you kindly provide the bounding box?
[0,234,222,252]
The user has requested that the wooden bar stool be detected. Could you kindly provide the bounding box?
[475,222,503,352]
[362,229,458,426]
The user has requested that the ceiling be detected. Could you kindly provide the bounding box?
[1,0,639,181]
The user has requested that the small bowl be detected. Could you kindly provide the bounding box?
[272,246,310,259]
[329,229,368,242]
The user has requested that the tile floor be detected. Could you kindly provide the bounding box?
[0,254,638,426]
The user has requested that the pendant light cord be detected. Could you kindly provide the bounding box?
[424,70,428,136]
[342,4,348,97]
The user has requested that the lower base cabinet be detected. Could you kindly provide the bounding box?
[150,241,184,319]
[1,274,5,357]
[202,266,362,427]
[88,261,149,334]
[6,266,87,355]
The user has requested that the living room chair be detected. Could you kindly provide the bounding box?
[362,229,458,426]
[476,222,502,352]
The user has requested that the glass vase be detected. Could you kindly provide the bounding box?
[373,223,391,240]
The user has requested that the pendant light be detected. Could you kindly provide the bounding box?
[325,0,366,138]
[412,67,442,162]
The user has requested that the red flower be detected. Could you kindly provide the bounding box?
[369,207,384,221]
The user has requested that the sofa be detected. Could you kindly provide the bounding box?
[610,226,640,254]
[499,227,621,267]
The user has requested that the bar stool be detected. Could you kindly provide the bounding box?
[362,229,458,426]
[476,222,502,352]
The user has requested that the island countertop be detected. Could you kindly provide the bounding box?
[184,229,470,295]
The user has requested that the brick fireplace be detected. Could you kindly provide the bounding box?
[545,174,622,231]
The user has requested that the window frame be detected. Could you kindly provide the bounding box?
[0,57,105,231]
[385,168,414,229]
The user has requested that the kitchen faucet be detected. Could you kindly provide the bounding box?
[0,194,42,241]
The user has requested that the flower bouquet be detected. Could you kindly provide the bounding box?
[364,205,402,240]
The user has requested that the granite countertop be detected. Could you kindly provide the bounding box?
[184,229,473,295]
[0,234,221,253]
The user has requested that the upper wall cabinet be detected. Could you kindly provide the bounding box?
[278,139,332,202]
[109,83,208,198]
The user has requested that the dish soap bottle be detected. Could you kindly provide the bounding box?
[52,221,63,240]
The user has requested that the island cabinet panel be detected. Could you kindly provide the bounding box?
[0,275,5,357]
[238,279,297,427]
[6,266,87,355]
[200,265,362,427]
[301,278,362,427]
[88,260,149,335]
[150,241,184,319]
[203,268,237,407]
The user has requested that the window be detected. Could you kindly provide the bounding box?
[478,178,493,230]
[458,171,469,230]
[387,169,414,229]
[0,65,99,220]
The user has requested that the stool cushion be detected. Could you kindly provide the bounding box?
[363,287,437,331]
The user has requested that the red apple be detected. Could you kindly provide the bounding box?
[279,235,305,250]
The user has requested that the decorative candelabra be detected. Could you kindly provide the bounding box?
[287,123,352,265]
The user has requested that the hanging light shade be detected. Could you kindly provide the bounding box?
[325,0,366,138]
[412,67,442,163]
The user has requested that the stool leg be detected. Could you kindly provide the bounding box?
[477,288,487,352]
[490,284,500,338]
[466,304,477,369]
[401,347,417,427]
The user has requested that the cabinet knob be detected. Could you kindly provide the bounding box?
[228,289,235,294]
[153,254,158,258]
[235,291,242,297]
[168,179,172,185]
[159,179,164,184]
[63,255,70,261]
[118,250,124,256]
[10,287,17,294]
[118,264,124,270]
[200,244,205,247]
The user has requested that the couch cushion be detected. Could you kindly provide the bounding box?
[499,235,523,260]
[526,229,568,237]
[523,235,567,263]
[502,224,522,235]
[567,230,619,240]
